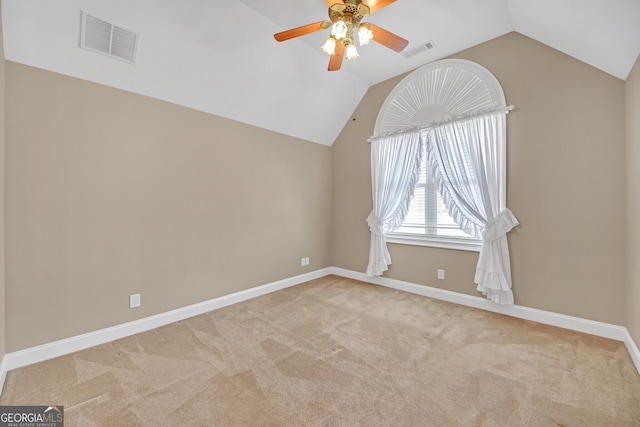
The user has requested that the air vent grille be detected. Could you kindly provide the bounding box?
[80,11,138,64]
[403,40,436,59]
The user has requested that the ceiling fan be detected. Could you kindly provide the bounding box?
[274,0,409,71]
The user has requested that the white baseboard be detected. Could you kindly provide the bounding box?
[1,265,639,390]
[0,356,7,396]
[329,267,640,376]
[624,328,640,377]
[1,268,331,376]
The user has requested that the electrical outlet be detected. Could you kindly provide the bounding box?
[130,293,141,308]
[437,269,445,280]
[301,257,310,267]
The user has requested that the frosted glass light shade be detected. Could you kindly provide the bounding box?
[358,25,373,45]
[331,21,348,39]
[322,37,336,55]
[345,43,359,59]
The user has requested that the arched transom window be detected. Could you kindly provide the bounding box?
[374,59,508,251]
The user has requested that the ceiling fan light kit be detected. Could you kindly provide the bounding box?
[322,36,337,55]
[274,0,408,71]
[358,24,373,46]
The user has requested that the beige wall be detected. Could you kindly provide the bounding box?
[2,31,633,353]
[5,63,332,352]
[627,54,640,345]
[333,32,627,325]
[0,6,6,359]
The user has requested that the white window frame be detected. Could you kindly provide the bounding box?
[386,158,482,252]
[374,59,507,252]
[386,233,482,252]
[386,150,482,252]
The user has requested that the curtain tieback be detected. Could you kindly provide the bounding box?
[366,212,385,236]
[482,208,519,242]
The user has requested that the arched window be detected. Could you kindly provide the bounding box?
[367,59,518,304]
[375,59,507,251]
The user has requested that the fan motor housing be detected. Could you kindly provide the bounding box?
[328,1,370,24]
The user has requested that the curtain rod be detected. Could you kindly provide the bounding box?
[367,105,515,143]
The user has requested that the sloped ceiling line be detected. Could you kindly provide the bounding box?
[2,0,639,146]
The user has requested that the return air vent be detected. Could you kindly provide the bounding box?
[403,40,436,59]
[80,11,138,64]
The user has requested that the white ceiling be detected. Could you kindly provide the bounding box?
[3,0,639,146]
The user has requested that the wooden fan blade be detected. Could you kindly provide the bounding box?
[325,0,344,6]
[274,21,330,42]
[362,0,396,14]
[369,23,408,52]
[328,41,345,71]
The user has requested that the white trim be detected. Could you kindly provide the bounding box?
[1,266,638,389]
[330,267,627,339]
[624,328,640,377]
[0,356,7,394]
[0,268,331,375]
[386,233,481,252]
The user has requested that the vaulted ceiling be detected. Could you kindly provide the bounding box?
[3,0,639,146]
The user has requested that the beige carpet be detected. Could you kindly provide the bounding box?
[2,275,639,426]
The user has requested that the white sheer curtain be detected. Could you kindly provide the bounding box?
[425,112,519,304]
[366,129,423,276]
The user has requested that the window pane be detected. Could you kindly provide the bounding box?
[436,192,473,237]
[391,155,475,239]
[394,185,425,234]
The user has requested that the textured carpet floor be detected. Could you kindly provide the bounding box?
[2,275,640,426]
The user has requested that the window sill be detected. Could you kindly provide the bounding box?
[385,233,482,252]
